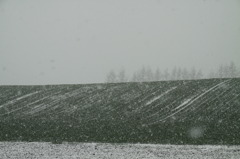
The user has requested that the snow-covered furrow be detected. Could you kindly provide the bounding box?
[180,85,235,121]
[0,78,240,144]
[0,79,238,124]
[145,87,177,106]
[91,85,151,120]
[179,79,237,120]
[24,97,52,115]
[172,80,229,110]
[173,80,231,111]
[208,87,240,118]
[0,96,50,117]
[0,91,41,109]
[131,86,177,115]
[136,84,198,123]
[40,90,95,117]
[143,85,191,122]
[25,104,47,116]
[137,86,164,103]
[142,100,177,121]
[72,86,121,111]
[13,89,72,117]
[47,97,90,117]
[148,80,231,125]
[140,87,185,122]
[120,87,144,102]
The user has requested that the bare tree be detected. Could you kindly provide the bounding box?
[196,69,203,79]
[146,67,154,81]
[182,68,189,80]
[132,72,138,82]
[107,63,238,83]
[218,65,224,78]
[190,67,196,80]
[208,70,217,79]
[229,61,237,78]
[163,69,170,81]
[132,71,142,82]
[154,68,162,81]
[106,70,117,83]
[171,67,177,80]
[223,65,231,78]
[176,67,182,80]
[118,69,127,82]
[140,66,147,82]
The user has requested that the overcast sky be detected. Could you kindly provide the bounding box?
[1,0,240,85]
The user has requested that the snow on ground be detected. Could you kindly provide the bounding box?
[0,142,239,159]
[150,80,232,124]
[145,87,177,106]
[174,98,193,110]
[0,91,40,109]
[173,80,230,112]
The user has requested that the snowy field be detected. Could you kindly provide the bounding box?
[0,142,240,159]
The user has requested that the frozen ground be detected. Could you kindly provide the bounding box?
[0,142,240,159]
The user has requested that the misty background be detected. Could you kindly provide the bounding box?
[0,0,240,85]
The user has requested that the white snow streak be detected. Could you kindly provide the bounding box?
[145,87,177,106]
[0,91,40,109]
[149,79,231,124]
[173,98,193,110]
[172,80,231,112]
[27,104,48,115]
[25,97,50,115]
[15,92,39,101]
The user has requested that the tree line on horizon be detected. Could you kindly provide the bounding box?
[105,61,240,83]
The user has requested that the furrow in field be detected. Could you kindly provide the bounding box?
[180,79,237,121]
[148,79,231,125]
[0,91,41,109]
[145,87,177,106]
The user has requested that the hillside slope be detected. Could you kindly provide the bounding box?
[0,78,240,144]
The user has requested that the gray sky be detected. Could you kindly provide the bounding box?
[1,0,240,85]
